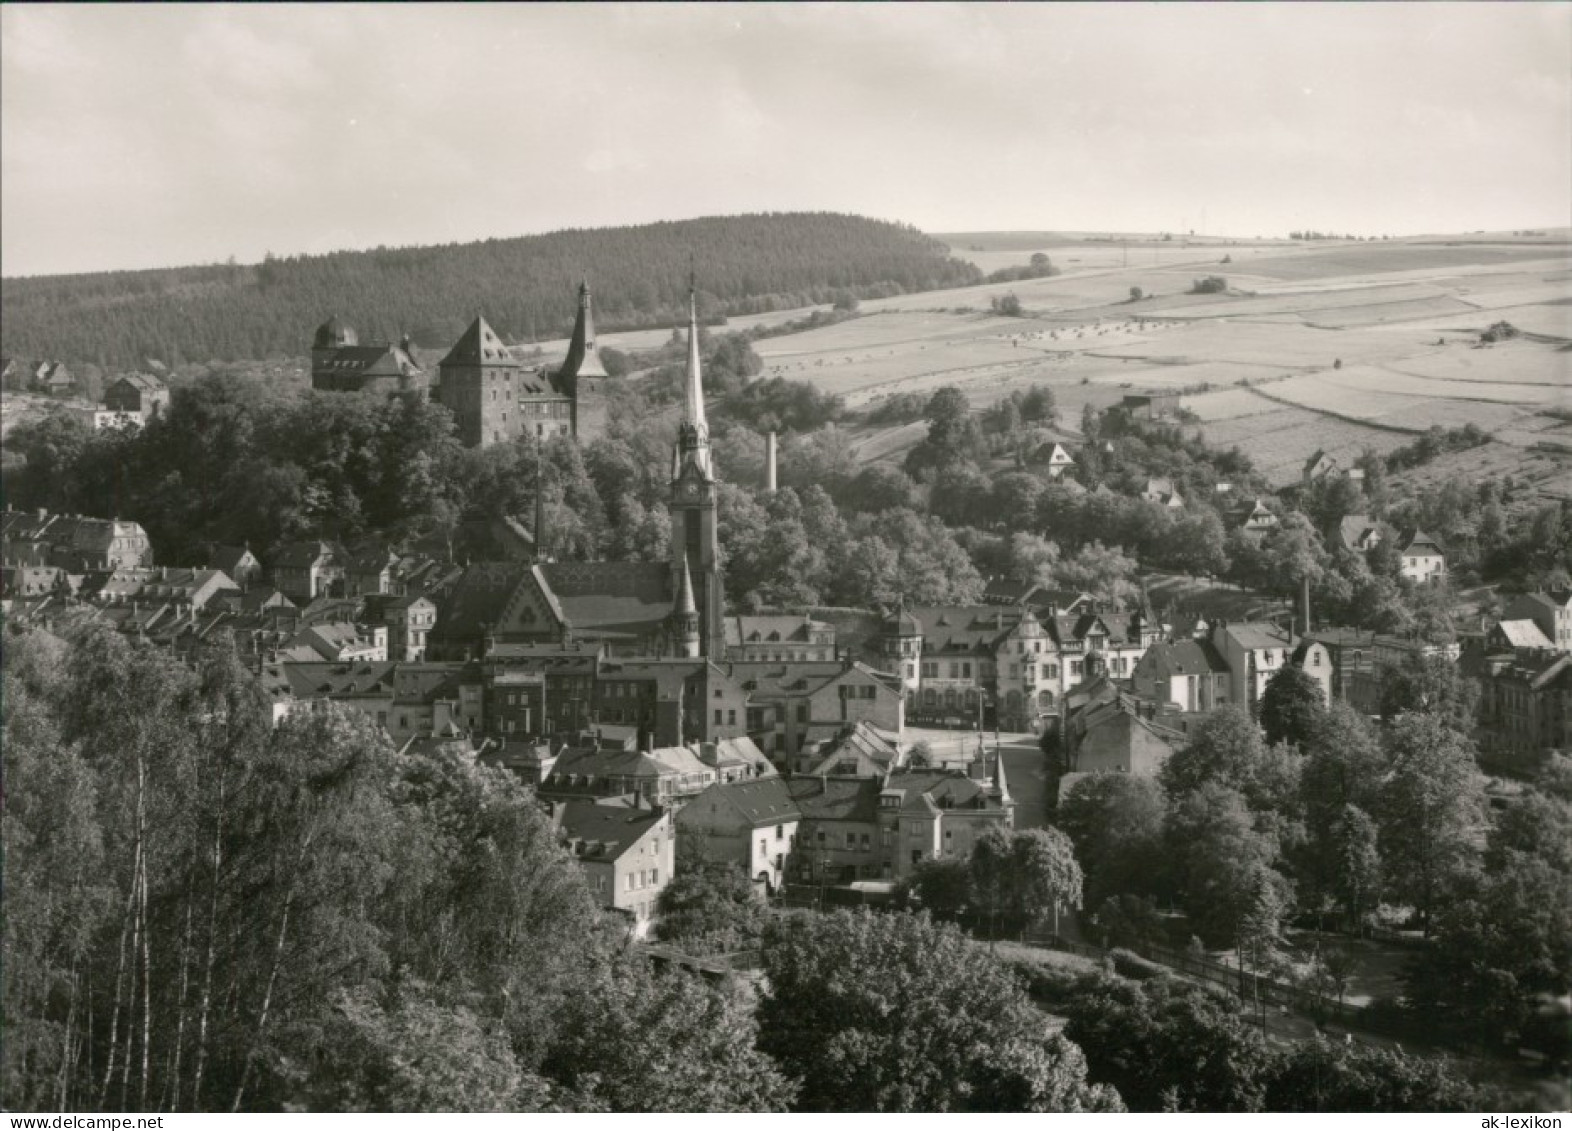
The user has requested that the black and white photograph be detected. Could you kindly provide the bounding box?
[2,1,1569,1117]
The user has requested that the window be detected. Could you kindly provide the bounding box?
[845,832,856,848]
[882,828,893,847]
[775,824,784,840]
[728,709,737,725]
[759,838,767,857]
[797,704,809,723]
[625,874,634,892]
[860,833,870,850]
[714,709,722,725]
[962,662,972,678]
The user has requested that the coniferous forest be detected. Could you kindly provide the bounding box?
[0,213,981,368]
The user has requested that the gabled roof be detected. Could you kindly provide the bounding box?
[1143,638,1229,675]
[429,562,539,641]
[280,660,399,698]
[906,605,1023,652]
[540,561,672,632]
[273,540,337,569]
[697,778,802,826]
[557,799,664,862]
[1219,621,1294,652]
[1402,530,1445,555]
[110,373,166,393]
[1338,514,1381,552]
[786,776,882,822]
[1494,619,1555,650]
[441,316,518,369]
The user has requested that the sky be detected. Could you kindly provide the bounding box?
[2,2,1569,278]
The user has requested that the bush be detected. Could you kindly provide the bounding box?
[1189,276,1228,295]
[1480,320,1519,344]
[992,293,1024,317]
[1129,286,1144,302]
[1106,948,1166,981]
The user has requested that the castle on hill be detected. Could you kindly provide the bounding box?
[310,280,616,446]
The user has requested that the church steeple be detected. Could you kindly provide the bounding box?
[670,551,701,659]
[676,281,712,480]
[669,271,724,659]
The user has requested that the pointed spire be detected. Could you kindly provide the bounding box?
[684,281,706,433]
[559,279,607,383]
[675,551,697,616]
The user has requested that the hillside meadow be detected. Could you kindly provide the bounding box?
[731,232,1570,498]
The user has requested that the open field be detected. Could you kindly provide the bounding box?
[728,234,1571,491]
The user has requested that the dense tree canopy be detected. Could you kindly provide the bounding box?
[757,910,1120,1113]
[1,213,982,368]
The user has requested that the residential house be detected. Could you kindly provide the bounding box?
[33,361,75,396]
[800,720,906,778]
[1211,621,1298,711]
[271,541,344,602]
[555,798,673,937]
[1489,619,1555,654]
[205,544,263,588]
[363,592,438,661]
[1335,514,1384,555]
[1131,638,1231,713]
[1140,477,1185,509]
[1058,690,1185,801]
[1235,498,1280,541]
[676,777,802,891]
[1502,590,1572,652]
[287,621,389,663]
[735,659,904,767]
[1034,441,1076,479]
[1399,531,1446,584]
[103,374,170,420]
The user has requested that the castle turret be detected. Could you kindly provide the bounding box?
[558,280,608,390]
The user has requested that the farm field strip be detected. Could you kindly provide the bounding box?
[1356,366,1568,404]
[1248,372,1533,433]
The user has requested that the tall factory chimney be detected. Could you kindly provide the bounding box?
[765,430,778,493]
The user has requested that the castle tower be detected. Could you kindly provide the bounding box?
[669,282,725,658]
[436,316,522,448]
[558,280,608,390]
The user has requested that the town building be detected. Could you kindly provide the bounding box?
[785,757,1013,885]
[555,797,674,937]
[1474,649,1572,763]
[1211,621,1298,712]
[1502,590,1572,652]
[724,614,835,661]
[2,509,154,571]
[1130,637,1231,713]
[676,777,801,892]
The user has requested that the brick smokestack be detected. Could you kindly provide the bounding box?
[765,431,778,493]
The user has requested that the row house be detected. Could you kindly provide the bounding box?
[538,739,769,810]
[362,592,438,661]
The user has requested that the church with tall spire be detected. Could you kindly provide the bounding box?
[667,282,726,659]
[426,275,729,662]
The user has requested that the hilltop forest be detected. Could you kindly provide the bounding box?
[0,213,981,369]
